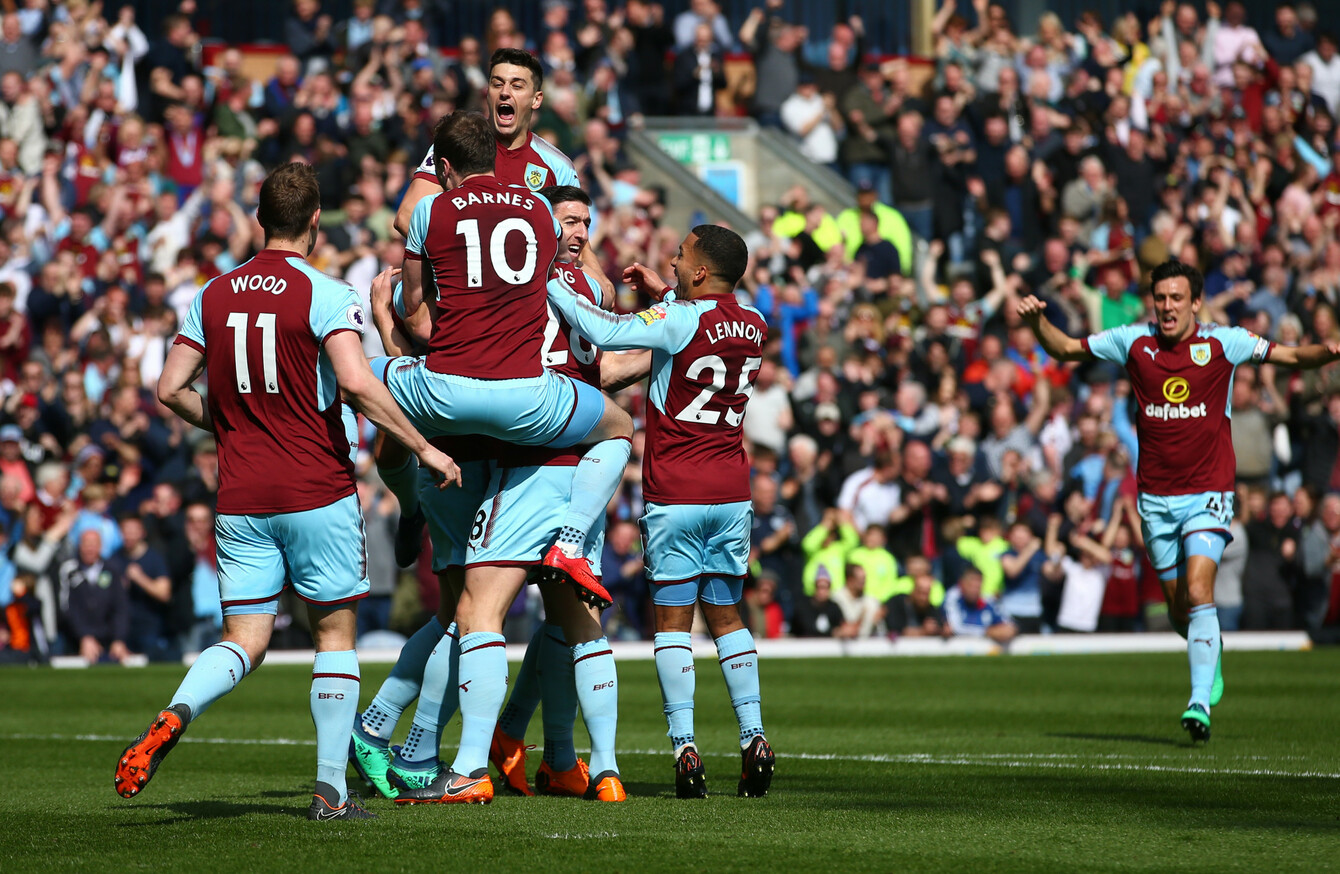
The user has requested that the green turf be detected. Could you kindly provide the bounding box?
[2,650,1338,873]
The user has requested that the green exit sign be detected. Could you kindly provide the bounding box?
[656,133,732,164]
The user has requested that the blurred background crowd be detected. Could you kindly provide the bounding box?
[2,0,1340,665]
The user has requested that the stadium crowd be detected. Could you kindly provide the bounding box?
[2,0,1340,665]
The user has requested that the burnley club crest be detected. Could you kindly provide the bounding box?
[1190,343,1211,366]
[525,163,547,190]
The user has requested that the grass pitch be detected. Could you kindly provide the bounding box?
[1,649,1337,873]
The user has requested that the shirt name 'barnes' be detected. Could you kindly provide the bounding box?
[449,189,537,211]
[704,319,764,345]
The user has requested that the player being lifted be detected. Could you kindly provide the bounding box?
[113,163,458,819]
[1019,259,1340,741]
[387,187,629,803]
[379,47,612,562]
[548,225,776,798]
[369,113,632,799]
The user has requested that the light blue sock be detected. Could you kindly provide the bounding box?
[312,650,360,804]
[397,622,460,765]
[1187,604,1220,710]
[715,627,763,746]
[539,626,577,771]
[556,438,632,550]
[653,631,695,753]
[362,616,445,740]
[497,622,546,739]
[449,631,507,776]
[572,637,618,776]
[170,641,251,720]
[379,455,420,518]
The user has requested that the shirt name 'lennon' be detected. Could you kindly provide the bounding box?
[704,320,764,346]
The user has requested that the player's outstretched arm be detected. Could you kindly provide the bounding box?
[326,331,461,488]
[157,343,213,433]
[1017,294,1092,362]
[601,350,653,391]
[548,273,688,353]
[1266,341,1340,370]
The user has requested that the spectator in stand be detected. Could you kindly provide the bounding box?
[1243,491,1301,629]
[601,519,647,639]
[673,0,732,53]
[672,22,725,117]
[180,501,219,653]
[792,570,844,637]
[944,566,1016,643]
[780,73,842,171]
[1264,5,1314,67]
[832,564,883,638]
[801,507,858,596]
[108,513,175,661]
[1301,32,1340,116]
[885,555,946,637]
[740,2,803,128]
[59,528,130,663]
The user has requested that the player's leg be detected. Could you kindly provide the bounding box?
[355,462,482,795]
[388,571,464,798]
[264,493,375,816]
[490,618,548,795]
[540,579,624,800]
[306,603,374,819]
[703,597,774,798]
[397,566,526,804]
[1181,539,1226,742]
[654,598,706,799]
[114,511,283,799]
[698,499,773,795]
[499,615,573,783]
[542,383,633,609]
[373,431,426,568]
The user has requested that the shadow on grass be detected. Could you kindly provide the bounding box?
[115,799,304,824]
[1045,732,1183,747]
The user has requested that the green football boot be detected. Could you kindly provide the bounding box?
[1209,640,1224,708]
[349,718,399,800]
[1181,703,1211,743]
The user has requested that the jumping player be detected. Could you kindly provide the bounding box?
[390,187,627,804]
[113,163,458,819]
[370,113,631,802]
[383,47,610,567]
[1018,259,1340,741]
[547,225,776,799]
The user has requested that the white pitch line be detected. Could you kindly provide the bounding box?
[10,734,1339,779]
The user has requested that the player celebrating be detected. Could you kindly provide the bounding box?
[547,225,776,799]
[389,187,627,803]
[113,163,458,819]
[371,113,631,802]
[1018,259,1340,741]
[382,47,612,563]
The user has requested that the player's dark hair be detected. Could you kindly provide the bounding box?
[1149,259,1205,301]
[256,162,320,242]
[433,112,496,178]
[690,224,748,289]
[489,47,544,91]
[538,185,591,207]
